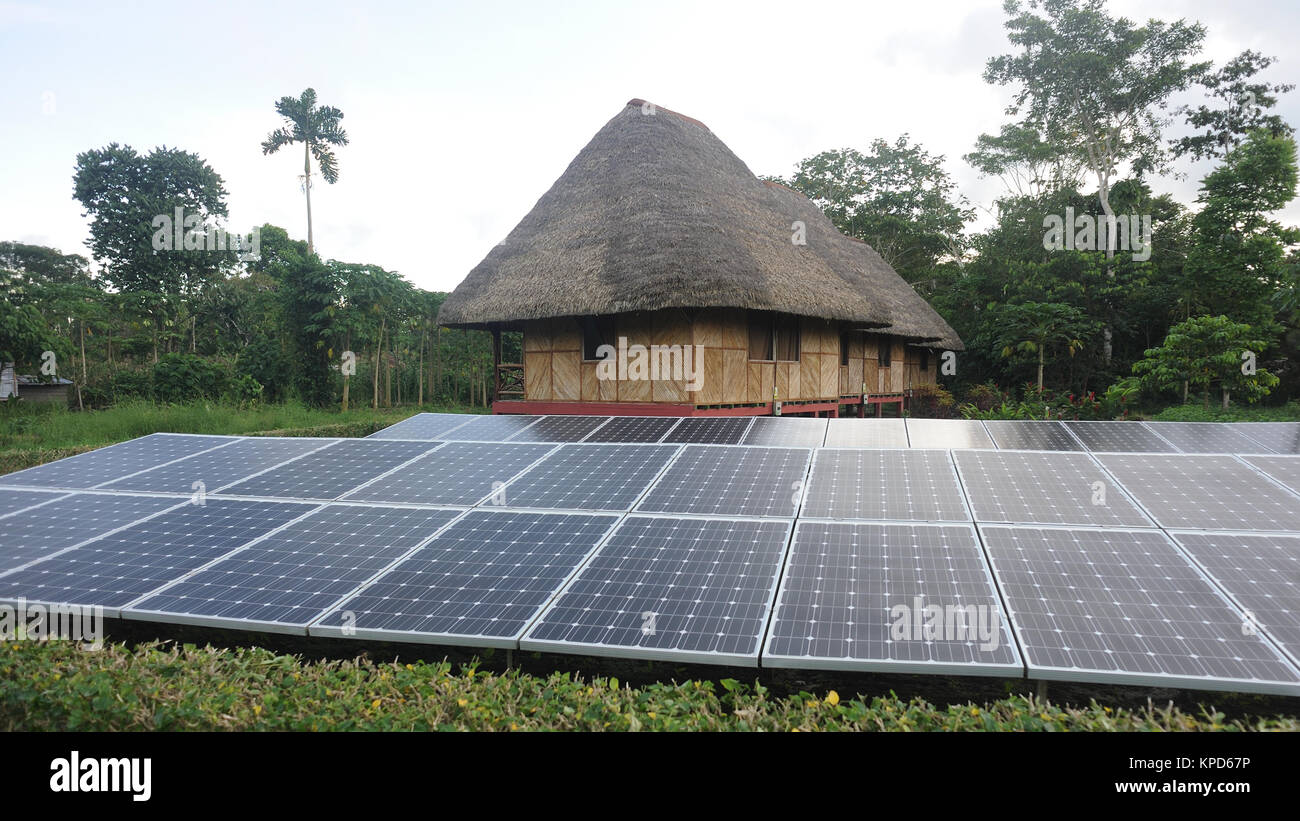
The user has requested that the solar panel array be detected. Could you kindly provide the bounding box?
[3,413,1300,696]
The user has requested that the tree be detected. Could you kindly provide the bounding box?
[965,123,1085,199]
[262,89,349,258]
[782,136,973,280]
[992,302,1093,390]
[1174,50,1295,161]
[982,0,1209,360]
[1132,315,1278,409]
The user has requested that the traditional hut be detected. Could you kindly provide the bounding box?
[438,99,961,416]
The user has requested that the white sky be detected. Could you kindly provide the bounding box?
[2,0,1298,292]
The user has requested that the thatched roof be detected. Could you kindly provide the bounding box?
[439,99,962,350]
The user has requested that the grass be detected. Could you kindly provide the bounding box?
[3,639,1293,732]
[1148,399,1300,423]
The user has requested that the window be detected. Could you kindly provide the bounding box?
[581,316,616,361]
[840,332,852,367]
[878,337,892,368]
[919,348,930,372]
[747,312,800,362]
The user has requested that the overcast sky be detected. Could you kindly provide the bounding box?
[2,0,1298,292]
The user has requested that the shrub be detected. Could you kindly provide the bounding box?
[908,384,956,418]
[964,382,1004,411]
[151,354,229,404]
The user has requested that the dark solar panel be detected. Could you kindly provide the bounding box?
[366,413,476,440]
[580,416,681,443]
[0,433,235,489]
[636,445,811,517]
[506,416,611,443]
[660,417,753,445]
[126,505,462,630]
[741,417,828,447]
[1098,454,1300,531]
[1170,531,1300,666]
[522,516,792,665]
[311,510,618,645]
[497,444,679,511]
[764,522,1021,675]
[344,442,554,506]
[1242,455,1300,496]
[1142,422,1274,454]
[0,500,314,614]
[1063,421,1179,453]
[1233,423,1300,455]
[219,439,436,501]
[0,493,182,573]
[823,419,909,448]
[905,419,994,449]
[953,451,1152,527]
[100,437,335,494]
[437,415,543,442]
[980,525,1300,694]
[982,421,1082,451]
[801,449,968,522]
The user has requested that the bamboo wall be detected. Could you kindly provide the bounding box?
[521,310,937,405]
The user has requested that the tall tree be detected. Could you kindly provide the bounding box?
[261,88,349,258]
[1174,50,1295,161]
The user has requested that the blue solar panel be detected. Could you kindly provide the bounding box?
[344,442,555,506]
[0,489,69,518]
[219,439,435,500]
[636,445,810,517]
[367,413,477,440]
[0,434,235,489]
[0,493,182,573]
[498,444,679,511]
[100,437,334,494]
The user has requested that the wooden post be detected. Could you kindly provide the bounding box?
[492,327,502,406]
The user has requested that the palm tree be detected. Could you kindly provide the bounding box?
[262,88,348,257]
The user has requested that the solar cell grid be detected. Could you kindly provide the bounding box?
[904,419,994,449]
[1142,422,1274,454]
[580,416,681,443]
[636,445,810,517]
[660,417,753,445]
[1232,422,1300,455]
[982,420,1081,452]
[522,516,792,665]
[0,493,183,573]
[0,433,235,489]
[438,415,543,442]
[498,444,679,511]
[506,416,611,443]
[764,522,1021,674]
[1170,531,1300,666]
[100,437,336,494]
[823,419,908,448]
[0,500,314,614]
[1098,454,1300,531]
[1241,455,1300,496]
[126,505,462,630]
[311,510,618,645]
[953,450,1152,527]
[1063,421,1179,453]
[980,525,1300,694]
[344,442,554,506]
[800,449,968,522]
[366,413,475,440]
[219,439,436,501]
[741,417,828,447]
[0,489,69,519]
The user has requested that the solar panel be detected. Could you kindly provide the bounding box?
[99,437,336,494]
[496,444,679,511]
[1098,454,1300,531]
[0,500,314,615]
[581,416,681,443]
[344,442,555,506]
[0,489,69,518]
[953,451,1152,527]
[980,525,1300,694]
[438,414,542,442]
[823,418,908,448]
[659,417,753,445]
[1241,455,1300,496]
[366,413,476,440]
[311,510,619,646]
[741,416,828,447]
[905,419,994,449]
[506,415,611,443]
[1062,421,1179,453]
[1233,422,1300,455]
[0,433,235,489]
[1141,422,1274,454]
[0,493,183,573]
[763,522,1021,675]
[125,505,463,632]
[1170,531,1300,666]
[521,515,792,665]
[636,445,811,517]
[219,439,436,501]
[982,420,1082,451]
[800,449,969,522]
